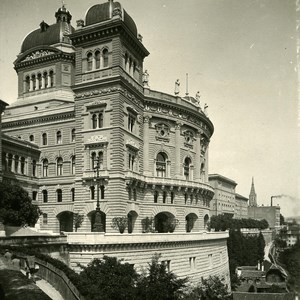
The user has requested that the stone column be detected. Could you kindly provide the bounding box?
[175,122,181,178]
[35,77,39,90]
[143,115,151,176]
[41,76,45,89]
[194,131,201,182]
[29,78,33,91]
[47,74,51,88]
[205,144,209,183]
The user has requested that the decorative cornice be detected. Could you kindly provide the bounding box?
[22,50,56,62]
[86,135,108,144]
[126,139,139,150]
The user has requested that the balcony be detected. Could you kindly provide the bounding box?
[66,231,229,245]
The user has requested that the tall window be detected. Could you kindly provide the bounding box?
[43,213,48,225]
[71,188,75,202]
[14,155,19,173]
[156,152,167,177]
[37,73,42,89]
[32,191,37,201]
[128,153,135,170]
[25,76,30,92]
[57,189,62,202]
[32,160,36,177]
[154,191,158,203]
[20,157,25,174]
[71,156,75,174]
[42,190,48,203]
[184,157,192,180]
[71,128,75,142]
[98,112,103,128]
[92,113,103,129]
[103,48,109,68]
[56,131,62,144]
[91,152,103,169]
[43,159,48,177]
[171,191,175,204]
[8,154,13,171]
[90,186,95,200]
[133,189,137,201]
[128,114,135,132]
[29,135,34,142]
[163,191,167,204]
[87,52,93,71]
[42,133,47,145]
[43,71,48,87]
[57,157,63,176]
[32,74,36,90]
[100,185,105,199]
[95,50,100,69]
[49,70,54,87]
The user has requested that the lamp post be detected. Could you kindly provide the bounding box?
[92,156,104,232]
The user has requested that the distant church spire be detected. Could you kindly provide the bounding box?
[249,177,257,207]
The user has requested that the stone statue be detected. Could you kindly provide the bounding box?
[195,91,201,107]
[174,79,180,95]
[204,103,208,116]
[142,70,149,87]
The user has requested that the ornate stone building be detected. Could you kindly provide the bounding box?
[1,1,230,284]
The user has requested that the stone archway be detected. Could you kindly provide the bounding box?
[88,210,106,232]
[127,211,138,234]
[185,213,198,232]
[57,211,74,232]
[154,212,177,233]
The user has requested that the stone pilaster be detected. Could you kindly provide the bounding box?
[194,131,201,182]
[143,115,151,176]
[175,122,181,178]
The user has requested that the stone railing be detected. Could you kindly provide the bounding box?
[0,234,67,246]
[67,231,229,245]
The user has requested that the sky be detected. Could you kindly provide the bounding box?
[0,0,299,218]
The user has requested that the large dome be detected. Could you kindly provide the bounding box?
[85,1,138,37]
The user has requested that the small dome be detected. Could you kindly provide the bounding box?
[85,1,138,37]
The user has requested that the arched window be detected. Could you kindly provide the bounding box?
[20,157,25,174]
[49,70,54,87]
[25,76,30,92]
[128,153,135,170]
[57,189,62,202]
[90,186,95,200]
[57,157,63,176]
[42,190,48,203]
[37,73,42,89]
[71,128,75,142]
[29,135,34,142]
[92,114,97,129]
[87,52,93,71]
[56,131,62,144]
[43,71,48,88]
[42,159,48,177]
[156,152,167,177]
[71,156,75,174]
[184,157,192,180]
[98,112,103,128]
[42,133,47,145]
[71,188,75,202]
[32,74,36,90]
[32,160,36,177]
[154,191,158,203]
[95,50,100,69]
[98,152,103,169]
[102,48,109,68]
[14,155,19,173]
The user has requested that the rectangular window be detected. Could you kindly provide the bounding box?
[208,254,213,268]
[162,260,171,272]
[189,257,196,270]
[43,213,48,225]
[32,191,37,201]
[128,114,135,132]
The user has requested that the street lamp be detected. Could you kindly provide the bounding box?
[92,156,104,232]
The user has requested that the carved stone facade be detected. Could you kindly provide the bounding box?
[1,1,230,285]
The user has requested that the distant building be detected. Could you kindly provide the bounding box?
[280,222,300,247]
[209,174,237,217]
[235,193,249,219]
[247,179,280,229]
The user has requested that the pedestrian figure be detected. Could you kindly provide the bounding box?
[25,255,37,282]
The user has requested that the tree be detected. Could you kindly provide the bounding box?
[79,256,138,300]
[0,182,41,226]
[74,213,84,232]
[257,231,266,264]
[136,254,188,300]
[186,276,231,300]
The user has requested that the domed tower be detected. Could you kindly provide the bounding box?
[12,4,75,111]
[69,0,149,225]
